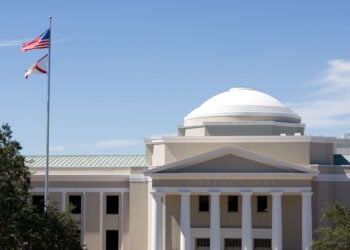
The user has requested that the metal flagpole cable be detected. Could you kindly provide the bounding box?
[44,16,52,212]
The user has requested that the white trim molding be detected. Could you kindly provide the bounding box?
[152,186,311,194]
[30,187,129,193]
[315,174,350,182]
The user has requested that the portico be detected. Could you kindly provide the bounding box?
[150,186,313,250]
[147,137,318,250]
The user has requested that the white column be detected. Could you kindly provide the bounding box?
[152,192,164,250]
[62,192,66,211]
[180,192,191,250]
[82,192,87,249]
[161,193,166,250]
[241,191,252,250]
[210,192,221,250]
[271,192,283,250]
[99,192,103,250]
[120,192,124,250]
[302,192,313,250]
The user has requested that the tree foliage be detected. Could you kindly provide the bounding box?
[0,123,82,249]
[313,202,350,250]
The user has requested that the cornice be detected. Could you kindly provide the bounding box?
[148,172,318,180]
[144,135,336,145]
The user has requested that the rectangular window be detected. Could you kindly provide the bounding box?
[196,238,210,247]
[254,239,271,248]
[69,195,81,214]
[106,230,118,250]
[75,230,81,241]
[225,238,241,247]
[228,195,238,212]
[32,195,44,211]
[257,196,268,212]
[199,195,209,212]
[106,195,119,214]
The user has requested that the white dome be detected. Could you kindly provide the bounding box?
[184,87,301,125]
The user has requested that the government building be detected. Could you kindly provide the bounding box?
[27,87,350,250]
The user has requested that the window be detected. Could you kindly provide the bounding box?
[196,238,210,247]
[199,195,209,212]
[75,230,81,241]
[106,195,119,214]
[106,230,118,250]
[69,195,81,214]
[257,196,268,212]
[32,195,44,211]
[228,195,238,212]
[225,238,241,247]
[254,239,271,248]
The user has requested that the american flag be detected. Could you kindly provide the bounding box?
[21,29,50,52]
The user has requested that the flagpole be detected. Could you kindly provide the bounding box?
[44,16,52,212]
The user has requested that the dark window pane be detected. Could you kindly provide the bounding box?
[257,196,268,212]
[76,230,81,241]
[199,195,209,212]
[32,195,44,211]
[69,195,81,214]
[254,239,271,248]
[225,238,241,247]
[196,238,210,247]
[228,196,238,212]
[106,195,119,214]
[106,230,118,250]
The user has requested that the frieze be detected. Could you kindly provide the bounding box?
[153,179,310,187]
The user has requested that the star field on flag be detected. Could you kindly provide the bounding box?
[21,29,50,52]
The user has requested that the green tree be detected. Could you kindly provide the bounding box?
[313,202,350,250]
[0,123,82,249]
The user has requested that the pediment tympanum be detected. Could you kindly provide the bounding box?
[147,145,317,175]
[161,154,291,173]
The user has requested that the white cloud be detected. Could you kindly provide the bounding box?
[0,37,73,47]
[0,39,26,47]
[48,138,144,155]
[289,60,350,131]
[50,146,65,152]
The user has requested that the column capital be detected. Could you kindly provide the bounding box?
[240,191,253,196]
[152,192,163,198]
[301,191,313,197]
[179,192,191,197]
[209,191,221,197]
[271,191,283,197]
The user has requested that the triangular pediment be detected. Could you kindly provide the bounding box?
[147,145,318,175]
[163,154,290,173]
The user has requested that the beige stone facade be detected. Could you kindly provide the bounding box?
[28,87,350,250]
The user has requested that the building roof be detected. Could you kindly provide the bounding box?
[184,87,301,125]
[26,155,146,168]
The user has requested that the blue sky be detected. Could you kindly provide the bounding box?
[1,1,350,155]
